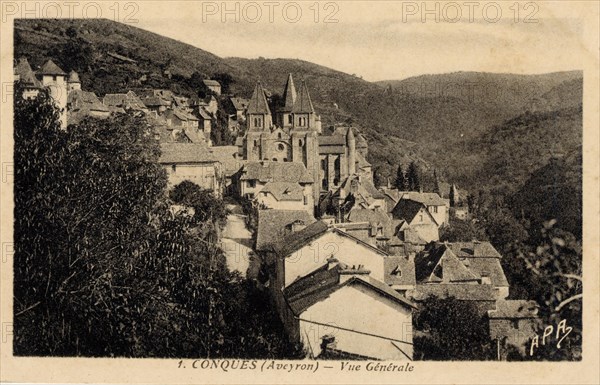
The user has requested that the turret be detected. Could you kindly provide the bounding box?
[37,59,68,129]
[68,70,81,91]
[347,127,356,175]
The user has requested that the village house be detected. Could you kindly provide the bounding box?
[281,261,416,360]
[165,108,199,129]
[203,79,222,95]
[67,89,110,124]
[390,199,440,242]
[265,220,389,291]
[436,181,469,220]
[408,241,511,312]
[254,209,317,253]
[254,181,314,213]
[488,299,540,359]
[234,161,314,205]
[383,189,449,226]
[103,91,149,114]
[158,142,222,196]
[209,146,244,192]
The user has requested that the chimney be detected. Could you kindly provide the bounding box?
[290,220,306,233]
[320,334,336,352]
[338,264,371,283]
[326,256,339,270]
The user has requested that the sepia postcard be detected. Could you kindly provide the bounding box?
[0,1,599,384]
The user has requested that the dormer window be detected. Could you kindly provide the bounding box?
[391,265,402,276]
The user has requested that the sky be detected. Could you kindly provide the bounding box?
[133,1,590,81]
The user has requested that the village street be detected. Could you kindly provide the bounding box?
[221,203,258,279]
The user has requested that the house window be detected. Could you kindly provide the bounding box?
[248,180,256,188]
[433,206,438,213]
[171,165,177,172]
[303,196,308,205]
[288,115,292,124]
[419,214,423,222]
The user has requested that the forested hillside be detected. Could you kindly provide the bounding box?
[14,18,583,236]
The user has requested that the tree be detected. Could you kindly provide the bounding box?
[406,161,421,191]
[373,167,386,188]
[413,296,493,360]
[395,165,407,190]
[439,216,487,242]
[169,180,228,228]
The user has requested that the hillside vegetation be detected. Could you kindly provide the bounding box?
[14,18,582,202]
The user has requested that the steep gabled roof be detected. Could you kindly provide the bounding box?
[256,209,316,251]
[68,70,80,83]
[284,263,415,315]
[291,80,315,114]
[384,256,416,287]
[14,58,42,88]
[397,191,448,206]
[281,73,297,112]
[261,182,305,201]
[247,82,271,115]
[271,221,329,257]
[392,199,437,225]
[37,59,67,76]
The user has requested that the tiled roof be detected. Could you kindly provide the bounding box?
[103,91,147,111]
[446,242,503,259]
[271,221,329,257]
[203,79,221,87]
[37,59,67,76]
[488,300,539,319]
[247,82,271,115]
[392,199,434,224]
[318,135,346,146]
[384,256,416,287]
[197,107,212,120]
[209,146,243,176]
[291,80,315,114]
[285,263,415,315]
[14,58,42,88]
[397,191,448,207]
[408,283,497,302]
[240,161,313,184]
[414,242,509,287]
[68,70,80,83]
[261,182,305,201]
[68,90,109,112]
[173,109,198,122]
[142,96,169,107]
[158,142,217,164]
[230,97,249,111]
[255,209,316,251]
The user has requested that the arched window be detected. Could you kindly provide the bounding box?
[288,115,292,124]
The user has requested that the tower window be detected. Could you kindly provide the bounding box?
[288,115,292,124]
[278,132,282,139]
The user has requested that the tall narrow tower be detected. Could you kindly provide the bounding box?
[279,73,297,129]
[245,82,272,161]
[37,60,68,129]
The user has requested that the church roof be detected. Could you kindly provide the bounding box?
[247,82,271,115]
[37,59,67,76]
[239,161,313,184]
[291,80,315,114]
[281,73,297,112]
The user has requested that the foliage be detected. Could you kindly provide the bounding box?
[169,180,228,228]
[394,165,407,190]
[439,216,487,242]
[519,221,582,360]
[13,88,299,358]
[406,161,421,191]
[413,296,493,361]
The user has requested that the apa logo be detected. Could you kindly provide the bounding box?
[529,319,573,356]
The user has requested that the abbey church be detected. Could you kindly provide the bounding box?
[239,74,374,209]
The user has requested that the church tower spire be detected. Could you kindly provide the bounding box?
[279,73,297,129]
[246,81,272,131]
[291,80,316,130]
